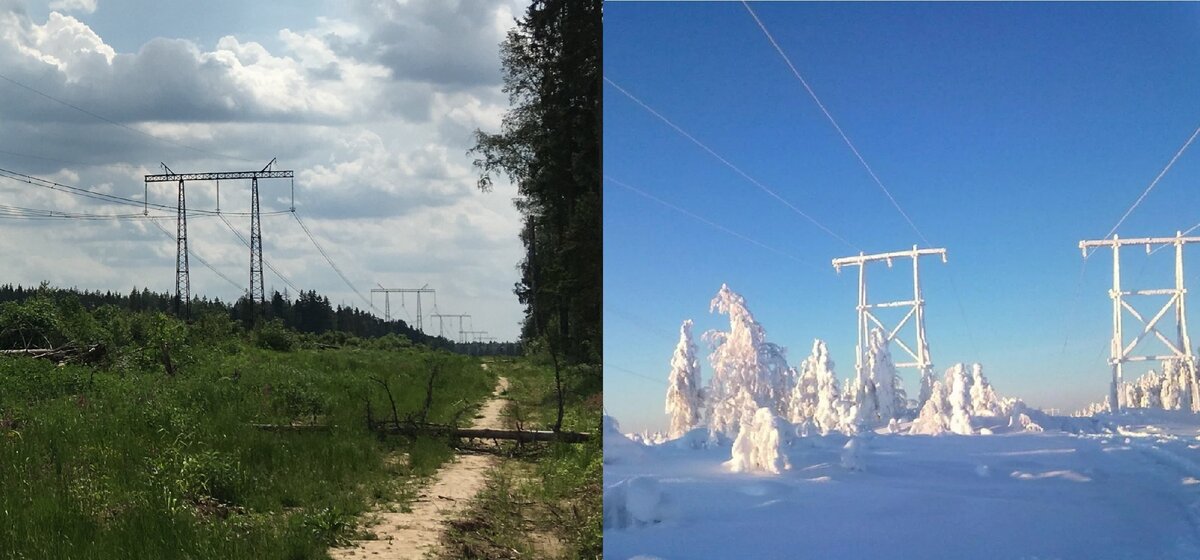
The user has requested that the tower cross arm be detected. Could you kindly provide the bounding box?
[1079,235,1200,255]
[832,247,947,271]
[145,170,294,182]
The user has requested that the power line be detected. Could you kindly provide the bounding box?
[0,149,86,166]
[291,211,380,314]
[0,202,165,220]
[605,363,668,386]
[0,71,255,164]
[604,76,860,251]
[149,219,244,292]
[606,175,819,270]
[1099,123,1200,248]
[741,4,978,356]
[0,167,287,217]
[742,1,929,246]
[217,213,301,294]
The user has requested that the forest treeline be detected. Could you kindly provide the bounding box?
[0,283,518,356]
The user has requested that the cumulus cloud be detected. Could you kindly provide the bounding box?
[0,0,530,340]
[48,0,95,14]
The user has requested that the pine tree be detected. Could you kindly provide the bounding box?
[665,319,703,438]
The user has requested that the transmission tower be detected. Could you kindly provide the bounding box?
[1079,232,1200,412]
[370,285,435,332]
[145,160,294,314]
[172,166,189,317]
[429,313,470,343]
[464,330,488,343]
[430,312,470,340]
[833,246,948,402]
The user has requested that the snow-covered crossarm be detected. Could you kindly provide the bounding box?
[831,247,947,270]
[1078,234,1200,255]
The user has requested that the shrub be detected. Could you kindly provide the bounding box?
[253,320,296,352]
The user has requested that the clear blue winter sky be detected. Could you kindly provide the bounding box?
[604,1,1200,433]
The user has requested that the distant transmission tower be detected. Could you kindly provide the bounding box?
[1079,232,1199,412]
[833,246,948,405]
[370,285,435,332]
[146,159,294,315]
[429,313,471,343]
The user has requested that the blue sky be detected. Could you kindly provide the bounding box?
[604,2,1200,433]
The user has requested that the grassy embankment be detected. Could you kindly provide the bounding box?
[440,356,602,559]
[0,294,495,559]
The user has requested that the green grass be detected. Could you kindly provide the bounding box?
[0,343,496,559]
[440,357,601,559]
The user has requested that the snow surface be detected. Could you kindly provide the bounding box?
[605,409,1200,559]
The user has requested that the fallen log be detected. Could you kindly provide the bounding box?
[254,421,592,443]
[0,343,105,364]
[250,423,332,433]
[372,421,592,443]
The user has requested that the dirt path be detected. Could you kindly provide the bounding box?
[331,374,509,559]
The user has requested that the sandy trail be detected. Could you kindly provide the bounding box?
[331,373,509,559]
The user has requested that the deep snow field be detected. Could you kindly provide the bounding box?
[604,410,1200,560]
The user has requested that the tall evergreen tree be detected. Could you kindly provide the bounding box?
[665,319,703,438]
[470,0,601,365]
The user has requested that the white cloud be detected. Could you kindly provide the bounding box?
[48,0,95,15]
[0,0,532,340]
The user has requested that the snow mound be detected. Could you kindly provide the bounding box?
[1012,412,1043,433]
[603,415,645,464]
[727,407,791,474]
[603,476,666,529]
[662,426,713,450]
[841,436,866,472]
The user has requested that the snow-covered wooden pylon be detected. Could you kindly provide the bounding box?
[1079,232,1200,412]
[832,246,948,408]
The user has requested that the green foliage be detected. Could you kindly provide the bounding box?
[364,333,411,351]
[406,435,455,477]
[253,319,296,352]
[0,299,498,559]
[0,296,67,349]
[300,506,358,548]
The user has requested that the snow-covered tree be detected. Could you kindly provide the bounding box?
[911,380,951,435]
[867,328,901,424]
[788,340,831,425]
[809,341,843,434]
[969,363,1001,416]
[704,284,791,438]
[1182,358,1198,412]
[847,328,905,428]
[665,319,704,438]
[946,364,973,435]
[727,407,791,474]
[1162,359,1181,410]
[918,367,936,410]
